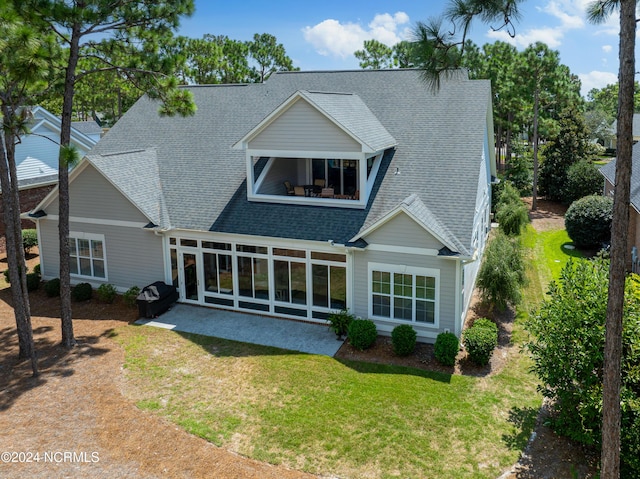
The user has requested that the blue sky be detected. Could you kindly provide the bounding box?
[179,0,623,97]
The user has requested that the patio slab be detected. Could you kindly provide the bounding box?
[135,303,344,357]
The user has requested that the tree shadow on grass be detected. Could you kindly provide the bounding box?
[502,406,539,452]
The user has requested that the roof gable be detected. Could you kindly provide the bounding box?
[234,90,396,154]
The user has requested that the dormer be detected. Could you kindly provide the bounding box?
[233,90,396,209]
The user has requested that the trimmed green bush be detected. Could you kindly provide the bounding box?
[3,265,26,284]
[328,309,355,338]
[476,232,526,310]
[391,324,417,356]
[434,332,459,366]
[26,272,40,291]
[347,319,377,351]
[562,160,604,204]
[71,282,93,302]
[97,283,117,303]
[22,229,38,254]
[463,318,498,366]
[496,200,529,236]
[32,263,41,278]
[564,195,613,248]
[44,278,60,297]
[123,286,141,307]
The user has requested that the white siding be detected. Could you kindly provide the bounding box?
[38,219,164,290]
[249,99,361,152]
[363,212,443,250]
[351,249,457,342]
[47,163,149,223]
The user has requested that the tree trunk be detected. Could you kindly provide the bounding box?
[601,2,636,477]
[0,108,38,376]
[58,27,81,349]
[531,86,539,211]
[496,123,503,171]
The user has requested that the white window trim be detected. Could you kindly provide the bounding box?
[367,262,440,328]
[69,231,107,281]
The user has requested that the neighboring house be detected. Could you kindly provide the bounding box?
[28,69,496,342]
[600,143,640,273]
[0,106,100,235]
[605,113,640,150]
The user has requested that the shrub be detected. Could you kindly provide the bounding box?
[434,332,459,366]
[476,232,526,309]
[496,181,522,209]
[347,319,377,351]
[496,200,529,236]
[328,309,355,338]
[562,160,604,204]
[525,259,640,475]
[391,324,417,356]
[71,282,93,302]
[123,286,141,307]
[564,195,613,248]
[22,229,38,254]
[26,272,40,291]
[97,283,117,303]
[3,265,26,284]
[32,263,41,278]
[44,278,60,297]
[463,318,498,366]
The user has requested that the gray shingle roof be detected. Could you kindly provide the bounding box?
[71,120,102,136]
[87,69,492,256]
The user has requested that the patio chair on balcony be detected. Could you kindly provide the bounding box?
[284,181,295,196]
[294,186,305,196]
[313,178,325,196]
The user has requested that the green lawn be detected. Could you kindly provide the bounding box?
[113,225,582,479]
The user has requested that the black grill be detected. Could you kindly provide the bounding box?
[136,281,179,318]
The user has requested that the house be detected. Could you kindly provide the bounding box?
[605,113,640,150]
[600,143,640,272]
[28,69,495,342]
[0,106,100,235]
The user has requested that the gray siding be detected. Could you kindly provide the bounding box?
[363,212,444,250]
[47,163,149,223]
[249,99,361,152]
[259,158,306,195]
[38,219,164,290]
[351,249,457,342]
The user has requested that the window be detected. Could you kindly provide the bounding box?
[69,233,106,279]
[370,264,438,325]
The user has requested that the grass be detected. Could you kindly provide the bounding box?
[113,225,582,479]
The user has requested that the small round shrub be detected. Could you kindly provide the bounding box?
[71,282,93,302]
[32,263,41,278]
[22,229,38,254]
[347,319,377,351]
[26,272,40,291]
[123,286,141,307]
[391,324,417,356]
[328,309,355,338]
[565,195,613,248]
[44,278,60,297]
[434,332,459,366]
[96,283,117,303]
[562,160,603,205]
[3,265,27,284]
[463,319,498,366]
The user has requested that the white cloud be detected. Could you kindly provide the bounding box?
[543,1,584,29]
[602,44,613,53]
[579,70,618,95]
[302,12,410,59]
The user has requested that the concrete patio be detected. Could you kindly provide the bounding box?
[135,303,344,357]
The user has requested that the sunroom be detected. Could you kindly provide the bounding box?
[233,90,396,209]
